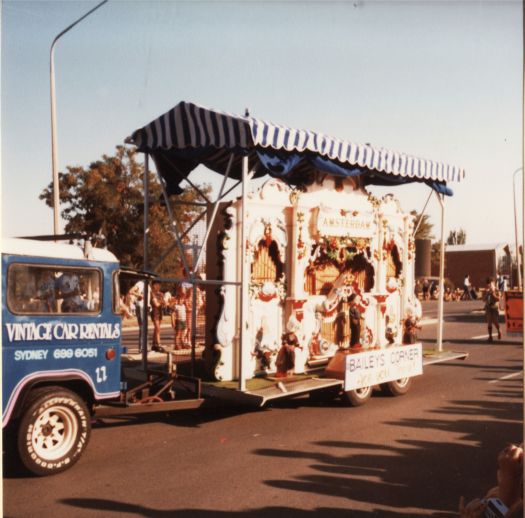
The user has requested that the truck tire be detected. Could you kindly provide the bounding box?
[17,386,91,476]
[343,385,372,407]
[381,377,412,397]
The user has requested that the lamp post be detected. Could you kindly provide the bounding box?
[50,0,108,236]
[513,167,522,288]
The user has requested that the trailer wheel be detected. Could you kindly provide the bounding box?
[17,386,91,476]
[381,377,412,397]
[343,386,372,407]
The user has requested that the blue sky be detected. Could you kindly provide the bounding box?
[2,0,522,245]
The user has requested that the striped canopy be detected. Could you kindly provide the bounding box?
[128,101,465,196]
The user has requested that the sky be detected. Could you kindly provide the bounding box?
[1,0,523,246]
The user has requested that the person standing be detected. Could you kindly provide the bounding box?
[484,277,502,343]
[422,278,430,301]
[462,274,472,300]
[171,289,188,350]
[150,281,165,352]
[130,281,146,352]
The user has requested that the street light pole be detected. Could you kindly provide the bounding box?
[50,0,108,236]
[513,167,522,288]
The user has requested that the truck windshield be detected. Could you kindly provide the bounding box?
[7,263,102,315]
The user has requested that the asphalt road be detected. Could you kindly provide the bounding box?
[3,300,523,517]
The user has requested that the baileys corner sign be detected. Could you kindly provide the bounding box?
[316,207,375,238]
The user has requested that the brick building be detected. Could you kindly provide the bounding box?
[437,243,511,289]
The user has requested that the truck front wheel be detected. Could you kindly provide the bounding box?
[17,387,91,476]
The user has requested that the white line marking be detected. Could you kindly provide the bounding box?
[488,371,523,384]
[471,334,489,340]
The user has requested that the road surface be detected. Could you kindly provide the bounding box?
[3,300,523,517]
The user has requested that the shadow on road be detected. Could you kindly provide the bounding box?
[251,379,522,516]
[59,497,447,517]
[56,372,522,517]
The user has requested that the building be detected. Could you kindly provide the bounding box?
[440,243,512,289]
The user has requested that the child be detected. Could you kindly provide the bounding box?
[171,290,188,350]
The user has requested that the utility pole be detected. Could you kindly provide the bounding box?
[50,0,108,236]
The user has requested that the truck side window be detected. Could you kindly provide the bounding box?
[7,264,102,315]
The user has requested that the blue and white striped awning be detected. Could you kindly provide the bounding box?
[128,101,465,195]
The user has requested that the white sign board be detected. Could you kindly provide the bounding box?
[344,343,423,391]
[316,209,375,238]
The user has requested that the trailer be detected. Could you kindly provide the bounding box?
[3,101,467,476]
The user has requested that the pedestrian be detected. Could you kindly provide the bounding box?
[429,280,438,300]
[462,274,472,300]
[422,278,430,301]
[348,293,362,349]
[171,288,188,350]
[484,277,502,343]
[183,286,193,348]
[497,274,505,292]
[129,281,146,352]
[414,279,422,300]
[150,280,166,352]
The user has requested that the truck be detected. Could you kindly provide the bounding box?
[3,100,466,476]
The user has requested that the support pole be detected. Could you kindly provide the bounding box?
[413,190,433,237]
[190,240,198,378]
[239,154,249,391]
[521,0,525,473]
[141,154,150,371]
[513,167,523,288]
[436,192,445,353]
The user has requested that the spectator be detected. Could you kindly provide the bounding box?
[484,277,501,343]
[462,274,472,300]
[459,443,523,517]
[150,281,165,352]
[422,278,430,300]
[414,279,422,300]
[430,280,438,300]
[130,281,146,353]
[171,289,188,350]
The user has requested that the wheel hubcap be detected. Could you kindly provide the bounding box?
[31,406,78,461]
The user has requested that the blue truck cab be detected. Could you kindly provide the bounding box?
[2,238,123,475]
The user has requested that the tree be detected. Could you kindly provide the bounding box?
[39,146,211,275]
[410,211,434,240]
[446,228,467,245]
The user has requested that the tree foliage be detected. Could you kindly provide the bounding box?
[410,211,434,240]
[446,228,467,245]
[39,146,211,275]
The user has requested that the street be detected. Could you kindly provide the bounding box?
[3,300,523,517]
